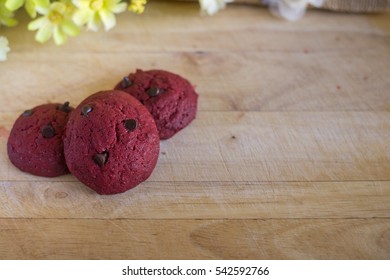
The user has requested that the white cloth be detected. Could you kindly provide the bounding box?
[263,0,325,21]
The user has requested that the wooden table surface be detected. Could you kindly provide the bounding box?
[0,2,389,260]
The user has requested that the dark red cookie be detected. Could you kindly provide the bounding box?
[63,90,159,195]
[7,102,73,177]
[114,69,198,139]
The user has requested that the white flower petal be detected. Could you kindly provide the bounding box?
[111,2,127,13]
[277,1,306,20]
[35,4,50,15]
[73,9,91,26]
[35,0,50,8]
[0,36,10,62]
[25,0,37,18]
[51,2,67,14]
[0,37,10,49]
[62,19,80,36]
[99,9,116,31]
[53,26,67,45]
[72,0,89,9]
[5,0,24,11]
[87,13,101,31]
[199,0,227,16]
[309,0,324,7]
[282,0,308,9]
[35,22,53,43]
[265,0,324,21]
[28,17,48,31]
[0,53,7,61]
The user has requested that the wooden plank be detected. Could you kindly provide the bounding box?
[1,112,389,182]
[1,52,389,113]
[1,5,389,113]
[0,2,389,261]
[0,181,389,219]
[0,218,389,259]
[3,3,389,53]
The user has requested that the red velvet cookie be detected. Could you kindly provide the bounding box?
[63,90,159,195]
[114,69,198,139]
[7,102,73,177]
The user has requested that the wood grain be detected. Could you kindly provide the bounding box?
[0,181,389,219]
[3,3,390,53]
[1,112,389,182]
[1,4,389,113]
[0,2,389,259]
[0,218,389,259]
[1,52,389,112]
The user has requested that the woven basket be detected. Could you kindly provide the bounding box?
[322,0,390,12]
[218,0,390,12]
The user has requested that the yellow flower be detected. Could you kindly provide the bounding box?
[0,36,10,61]
[128,0,147,14]
[5,0,49,18]
[0,0,17,26]
[72,0,127,32]
[28,1,80,45]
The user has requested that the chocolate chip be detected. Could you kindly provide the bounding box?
[22,110,33,117]
[124,119,137,131]
[121,76,132,88]
[148,87,160,97]
[41,125,55,138]
[58,101,71,113]
[93,152,108,167]
[81,105,93,116]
